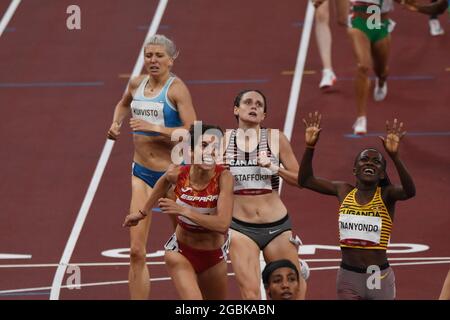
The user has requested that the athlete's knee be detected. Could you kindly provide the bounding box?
[315,8,329,24]
[164,252,177,268]
[130,245,146,264]
[240,287,261,300]
[356,63,370,76]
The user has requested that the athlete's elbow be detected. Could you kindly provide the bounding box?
[298,175,309,188]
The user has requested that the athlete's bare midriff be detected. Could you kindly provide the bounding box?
[341,247,389,268]
[175,226,225,251]
[232,191,287,224]
[133,134,177,171]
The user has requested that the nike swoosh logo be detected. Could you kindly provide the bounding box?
[181,187,192,192]
[380,271,390,280]
[269,229,281,235]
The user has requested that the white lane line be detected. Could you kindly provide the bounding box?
[278,0,315,193]
[5,259,450,295]
[0,253,31,259]
[3,256,450,268]
[260,0,315,299]
[282,0,314,140]
[0,0,21,37]
[0,261,165,268]
[1,273,237,295]
[305,257,450,263]
[311,260,450,271]
[49,0,169,300]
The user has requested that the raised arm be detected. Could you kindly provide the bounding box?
[122,165,177,227]
[298,112,350,197]
[158,170,234,234]
[129,78,197,137]
[380,119,416,201]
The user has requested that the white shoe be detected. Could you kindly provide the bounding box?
[388,19,396,33]
[373,78,387,102]
[429,19,444,36]
[300,260,310,281]
[319,69,337,89]
[353,116,367,135]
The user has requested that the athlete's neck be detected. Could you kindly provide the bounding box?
[148,73,170,88]
[238,122,260,133]
[355,181,378,191]
[190,165,215,187]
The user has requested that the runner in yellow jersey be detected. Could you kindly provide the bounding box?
[298,111,416,299]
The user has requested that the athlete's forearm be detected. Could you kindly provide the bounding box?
[141,178,172,215]
[144,124,190,138]
[112,102,130,126]
[390,154,416,198]
[278,167,300,186]
[298,147,316,187]
[181,209,230,234]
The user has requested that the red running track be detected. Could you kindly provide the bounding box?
[0,0,449,300]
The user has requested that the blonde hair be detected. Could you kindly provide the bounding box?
[144,34,179,59]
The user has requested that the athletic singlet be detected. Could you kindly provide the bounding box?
[338,187,392,250]
[174,165,225,233]
[130,75,182,136]
[225,128,280,195]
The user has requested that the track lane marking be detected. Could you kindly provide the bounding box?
[0,0,21,37]
[49,0,169,300]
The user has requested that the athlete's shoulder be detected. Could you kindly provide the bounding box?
[166,164,181,183]
[219,168,233,182]
[128,75,147,90]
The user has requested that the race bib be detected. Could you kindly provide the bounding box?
[230,166,272,191]
[131,100,164,125]
[339,214,382,246]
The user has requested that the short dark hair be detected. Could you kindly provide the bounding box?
[354,148,391,187]
[188,122,223,151]
[262,259,299,287]
[233,89,267,121]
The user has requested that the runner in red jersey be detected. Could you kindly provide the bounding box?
[123,123,234,299]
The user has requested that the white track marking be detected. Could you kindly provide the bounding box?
[1,273,237,295]
[49,0,169,300]
[2,257,449,269]
[0,253,31,259]
[258,0,315,299]
[278,0,314,193]
[0,0,21,37]
[3,260,449,295]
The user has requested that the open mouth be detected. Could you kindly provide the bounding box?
[281,292,293,299]
[248,112,257,117]
[203,156,215,165]
[149,66,159,71]
[363,168,375,175]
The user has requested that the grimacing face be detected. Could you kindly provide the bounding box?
[144,44,173,76]
[266,267,300,300]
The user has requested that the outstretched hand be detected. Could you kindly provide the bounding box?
[122,211,145,227]
[302,111,322,147]
[379,119,406,157]
[107,121,121,140]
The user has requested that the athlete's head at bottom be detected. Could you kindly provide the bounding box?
[262,259,300,300]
